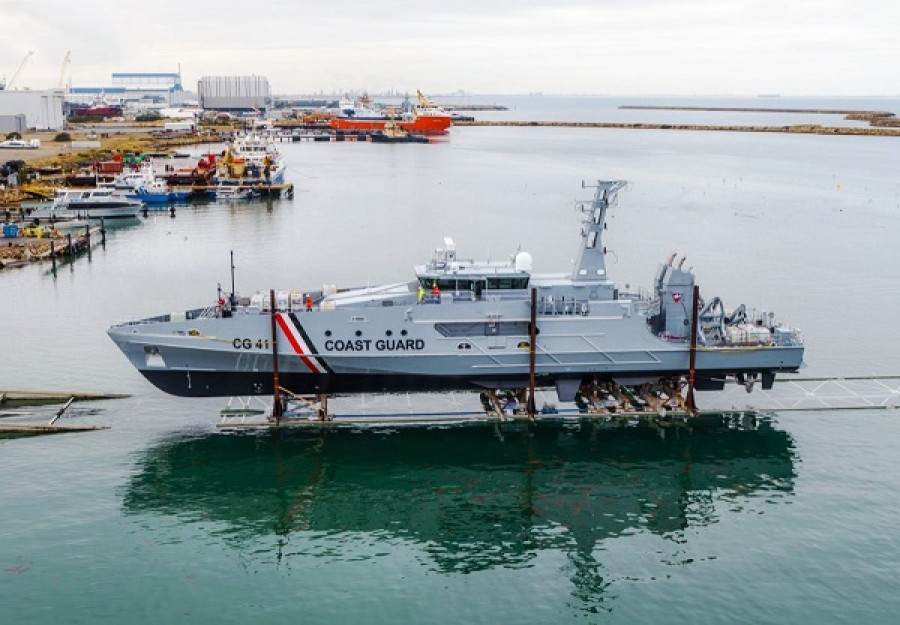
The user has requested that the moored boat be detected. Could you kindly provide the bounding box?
[331,91,452,135]
[217,132,286,186]
[48,188,143,219]
[107,180,804,401]
[214,186,253,201]
[370,122,429,143]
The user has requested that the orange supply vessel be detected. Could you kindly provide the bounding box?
[330,91,452,135]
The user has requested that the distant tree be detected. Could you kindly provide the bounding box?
[53,132,72,142]
[5,132,22,140]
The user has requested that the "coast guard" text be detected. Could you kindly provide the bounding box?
[324,338,425,352]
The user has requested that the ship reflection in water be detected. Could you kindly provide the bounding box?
[123,415,796,606]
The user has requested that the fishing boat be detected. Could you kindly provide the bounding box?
[331,91,452,135]
[217,133,286,186]
[108,180,803,402]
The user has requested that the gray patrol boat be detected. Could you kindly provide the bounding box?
[108,180,804,403]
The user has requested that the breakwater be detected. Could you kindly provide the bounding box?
[619,105,900,128]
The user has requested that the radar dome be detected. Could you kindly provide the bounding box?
[515,251,533,272]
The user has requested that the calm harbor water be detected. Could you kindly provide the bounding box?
[3,97,900,623]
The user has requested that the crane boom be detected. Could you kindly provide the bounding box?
[57,51,71,89]
[8,50,34,90]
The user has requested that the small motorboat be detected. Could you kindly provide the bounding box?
[215,187,253,201]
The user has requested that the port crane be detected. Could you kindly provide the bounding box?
[57,51,71,89]
[5,50,35,90]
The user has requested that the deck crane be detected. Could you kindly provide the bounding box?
[57,50,71,89]
[7,50,35,90]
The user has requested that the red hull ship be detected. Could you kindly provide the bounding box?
[72,105,123,118]
[69,96,124,119]
[330,91,452,135]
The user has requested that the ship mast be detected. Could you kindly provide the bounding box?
[571,180,625,282]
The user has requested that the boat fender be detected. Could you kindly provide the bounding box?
[218,298,226,307]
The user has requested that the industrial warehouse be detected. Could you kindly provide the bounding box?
[1,50,273,131]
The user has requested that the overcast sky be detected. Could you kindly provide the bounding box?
[1,0,897,96]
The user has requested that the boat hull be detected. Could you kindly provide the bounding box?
[108,307,803,398]
[32,205,140,220]
[70,205,141,219]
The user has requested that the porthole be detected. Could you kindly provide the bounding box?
[325,330,332,337]
[401,329,408,336]
[386,330,393,336]
[355,330,362,337]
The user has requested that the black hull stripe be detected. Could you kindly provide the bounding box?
[287,312,334,374]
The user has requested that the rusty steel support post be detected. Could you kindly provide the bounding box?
[685,284,700,414]
[528,287,537,418]
[270,289,283,424]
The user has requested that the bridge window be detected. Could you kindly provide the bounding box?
[419,277,529,291]
[485,277,529,290]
